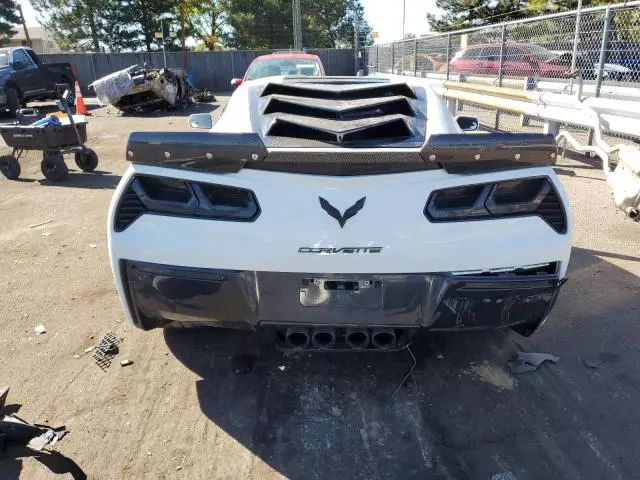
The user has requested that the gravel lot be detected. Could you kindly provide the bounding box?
[1,97,639,480]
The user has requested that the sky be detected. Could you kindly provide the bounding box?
[18,0,39,27]
[361,0,441,44]
[18,0,441,44]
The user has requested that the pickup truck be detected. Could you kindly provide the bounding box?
[0,46,76,115]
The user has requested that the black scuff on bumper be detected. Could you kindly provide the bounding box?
[121,260,564,345]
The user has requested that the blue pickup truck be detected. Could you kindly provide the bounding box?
[0,46,76,115]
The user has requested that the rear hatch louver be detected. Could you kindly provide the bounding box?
[258,79,425,147]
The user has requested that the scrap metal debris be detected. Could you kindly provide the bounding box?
[90,64,194,113]
[392,346,417,397]
[0,387,67,452]
[28,219,53,228]
[192,89,216,103]
[0,386,8,410]
[508,352,559,374]
[92,331,122,370]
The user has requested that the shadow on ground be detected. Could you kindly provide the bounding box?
[165,247,640,480]
[38,170,121,190]
[0,405,86,480]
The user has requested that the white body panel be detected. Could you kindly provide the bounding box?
[109,164,572,276]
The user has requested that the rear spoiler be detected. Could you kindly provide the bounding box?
[420,133,557,173]
[126,131,556,175]
[126,132,267,173]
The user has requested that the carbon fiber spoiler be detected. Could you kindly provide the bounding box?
[126,132,267,173]
[421,133,557,173]
[126,131,557,175]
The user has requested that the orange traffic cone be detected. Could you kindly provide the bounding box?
[74,81,90,115]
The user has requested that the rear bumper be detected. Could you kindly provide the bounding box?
[120,260,564,340]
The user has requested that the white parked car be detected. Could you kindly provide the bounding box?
[108,75,572,351]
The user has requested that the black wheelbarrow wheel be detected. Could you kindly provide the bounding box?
[0,155,20,180]
[74,148,98,172]
[41,152,68,182]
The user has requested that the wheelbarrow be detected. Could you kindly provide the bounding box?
[0,86,98,182]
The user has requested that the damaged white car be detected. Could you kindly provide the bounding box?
[91,65,193,112]
[107,75,572,351]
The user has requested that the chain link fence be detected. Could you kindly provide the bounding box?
[367,2,640,147]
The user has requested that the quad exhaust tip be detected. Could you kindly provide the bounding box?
[312,327,336,349]
[371,328,397,349]
[345,328,370,349]
[276,326,410,351]
[285,327,310,349]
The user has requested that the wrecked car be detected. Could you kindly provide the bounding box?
[90,65,193,112]
[107,75,572,351]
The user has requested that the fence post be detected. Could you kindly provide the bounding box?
[413,38,418,76]
[90,53,97,82]
[494,24,507,130]
[569,0,584,94]
[520,76,536,127]
[595,7,613,98]
[446,34,451,81]
[391,42,395,74]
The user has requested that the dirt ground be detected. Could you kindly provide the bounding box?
[1,96,639,480]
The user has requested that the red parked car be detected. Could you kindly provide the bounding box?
[449,43,576,78]
[231,52,326,87]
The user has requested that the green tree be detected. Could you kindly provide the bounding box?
[0,0,19,47]
[30,0,112,51]
[224,0,293,49]
[183,0,226,50]
[428,0,622,32]
[225,0,372,49]
[110,0,180,52]
[427,0,526,32]
[306,0,373,48]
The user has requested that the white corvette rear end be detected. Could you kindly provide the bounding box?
[108,76,571,351]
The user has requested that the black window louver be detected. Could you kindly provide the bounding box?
[260,82,417,100]
[262,96,415,120]
[259,79,424,147]
[536,187,566,233]
[115,184,147,232]
[266,117,412,143]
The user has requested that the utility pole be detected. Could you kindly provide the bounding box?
[179,3,187,70]
[161,17,167,69]
[292,0,302,50]
[17,4,32,48]
[401,0,406,40]
[401,0,406,73]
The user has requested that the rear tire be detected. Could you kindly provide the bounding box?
[6,87,21,117]
[74,148,98,172]
[41,152,68,181]
[0,155,20,180]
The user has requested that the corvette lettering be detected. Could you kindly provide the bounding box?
[298,247,383,254]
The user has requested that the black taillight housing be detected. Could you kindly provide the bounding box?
[114,175,260,231]
[425,177,567,233]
